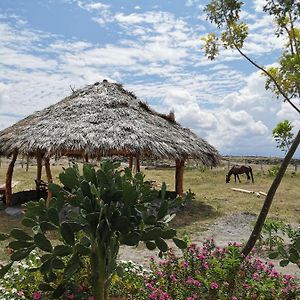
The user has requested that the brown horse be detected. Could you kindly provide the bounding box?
[226,165,254,183]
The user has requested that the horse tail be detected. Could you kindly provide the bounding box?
[249,166,254,183]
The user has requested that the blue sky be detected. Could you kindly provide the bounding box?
[0,0,299,157]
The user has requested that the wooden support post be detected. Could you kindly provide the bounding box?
[5,152,18,206]
[36,152,43,182]
[227,159,230,170]
[45,157,53,206]
[128,156,133,171]
[85,154,89,163]
[175,159,185,195]
[135,155,140,173]
[26,156,29,172]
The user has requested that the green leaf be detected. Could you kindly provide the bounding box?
[47,207,60,226]
[53,245,73,257]
[83,164,97,185]
[11,246,35,261]
[40,221,58,232]
[51,257,65,269]
[295,237,300,249]
[268,251,279,259]
[64,255,80,278]
[157,201,168,219]
[81,180,93,199]
[142,227,163,241]
[34,233,53,253]
[122,183,138,205]
[161,228,176,239]
[59,168,79,190]
[173,238,187,249]
[40,257,53,273]
[75,244,90,255]
[39,283,54,291]
[9,240,34,250]
[10,229,33,241]
[0,232,9,241]
[21,218,38,228]
[144,215,157,225]
[122,232,140,246]
[155,237,168,252]
[52,284,66,298]
[279,259,289,267]
[0,262,13,279]
[112,216,130,234]
[48,183,62,195]
[145,241,156,250]
[60,222,75,246]
[160,182,166,200]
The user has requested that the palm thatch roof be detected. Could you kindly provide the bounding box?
[0,80,220,166]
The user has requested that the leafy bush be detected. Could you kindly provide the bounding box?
[139,239,299,300]
[0,161,189,300]
[269,226,300,268]
[268,165,280,177]
[1,239,299,299]
[259,218,289,251]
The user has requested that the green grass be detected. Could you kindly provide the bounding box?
[0,160,299,261]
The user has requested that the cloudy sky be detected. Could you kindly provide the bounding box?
[0,0,299,157]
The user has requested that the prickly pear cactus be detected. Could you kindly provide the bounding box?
[0,161,189,300]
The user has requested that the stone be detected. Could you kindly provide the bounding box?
[5,207,24,218]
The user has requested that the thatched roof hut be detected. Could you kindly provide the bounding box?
[0,80,220,205]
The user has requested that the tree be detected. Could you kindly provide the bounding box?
[203,0,300,257]
[0,162,189,300]
[273,120,294,153]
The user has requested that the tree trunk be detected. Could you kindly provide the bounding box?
[5,152,18,206]
[44,157,53,206]
[175,159,185,195]
[241,129,300,257]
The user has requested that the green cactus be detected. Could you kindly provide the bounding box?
[0,161,189,300]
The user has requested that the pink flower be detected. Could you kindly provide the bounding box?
[33,291,41,300]
[156,271,163,277]
[197,253,206,260]
[182,261,189,268]
[193,280,201,287]
[210,282,219,289]
[87,296,94,300]
[68,294,74,299]
[232,297,238,300]
[202,262,209,269]
[252,272,260,280]
[17,290,24,296]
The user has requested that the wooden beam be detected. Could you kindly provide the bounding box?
[128,156,133,170]
[135,155,140,173]
[175,159,185,195]
[44,157,53,206]
[36,152,43,182]
[5,152,18,206]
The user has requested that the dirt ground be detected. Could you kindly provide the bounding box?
[118,212,300,278]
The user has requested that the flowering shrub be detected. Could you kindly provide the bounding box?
[1,240,299,299]
[143,239,300,300]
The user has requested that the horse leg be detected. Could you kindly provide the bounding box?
[237,174,241,183]
[246,171,250,180]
